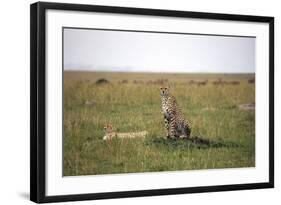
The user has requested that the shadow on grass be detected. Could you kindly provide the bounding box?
[146,136,240,149]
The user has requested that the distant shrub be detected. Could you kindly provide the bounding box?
[95,78,110,85]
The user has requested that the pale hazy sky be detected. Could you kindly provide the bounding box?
[63,28,255,73]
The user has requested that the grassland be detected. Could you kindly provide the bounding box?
[63,71,255,176]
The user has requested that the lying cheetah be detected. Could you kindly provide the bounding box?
[160,86,191,139]
[103,124,148,140]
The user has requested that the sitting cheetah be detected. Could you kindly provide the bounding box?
[103,124,148,140]
[160,86,191,139]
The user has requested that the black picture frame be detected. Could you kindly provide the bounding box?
[30,1,274,203]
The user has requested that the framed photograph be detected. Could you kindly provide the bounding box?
[30,2,274,203]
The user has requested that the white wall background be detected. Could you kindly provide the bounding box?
[0,0,278,204]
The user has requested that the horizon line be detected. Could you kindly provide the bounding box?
[64,69,255,74]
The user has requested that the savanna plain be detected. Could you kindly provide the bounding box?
[64,71,255,176]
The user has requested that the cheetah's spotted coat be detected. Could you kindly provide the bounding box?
[160,87,191,139]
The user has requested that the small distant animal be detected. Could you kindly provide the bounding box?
[160,86,191,139]
[121,80,128,84]
[103,124,148,140]
[227,81,240,85]
[188,80,195,85]
[248,78,255,84]
[146,79,168,85]
[197,80,208,86]
[133,80,144,84]
[84,99,96,106]
[212,78,224,85]
[189,80,208,86]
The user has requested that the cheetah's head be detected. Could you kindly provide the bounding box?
[103,124,113,134]
[160,86,170,96]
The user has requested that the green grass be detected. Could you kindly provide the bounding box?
[63,71,255,176]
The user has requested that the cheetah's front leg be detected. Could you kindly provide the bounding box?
[168,116,177,139]
[183,124,191,139]
[164,117,170,139]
